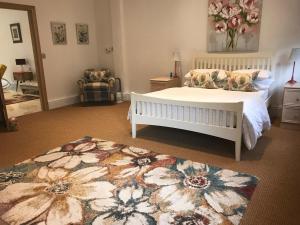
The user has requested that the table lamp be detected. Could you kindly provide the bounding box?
[288,48,300,84]
[173,51,181,78]
[15,58,26,72]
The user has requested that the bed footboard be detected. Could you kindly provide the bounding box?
[131,92,243,161]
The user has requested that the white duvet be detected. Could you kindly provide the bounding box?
[135,87,271,150]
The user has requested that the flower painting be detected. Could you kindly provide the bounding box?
[207,0,262,52]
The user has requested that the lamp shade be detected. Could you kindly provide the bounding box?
[15,58,26,65]
[172,51,181,62]
[289,48,300,61]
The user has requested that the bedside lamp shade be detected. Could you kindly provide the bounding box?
[288,48,300,84]
[290,48,300,61]
[172,51,181,62]
[15,58,26,65]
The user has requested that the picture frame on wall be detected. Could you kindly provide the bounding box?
[10,23,23,44]
[76,23,89,45]
[207,0,263,52]
[50,22,67,45]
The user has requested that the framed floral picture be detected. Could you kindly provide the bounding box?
[51,22,67,45]
[76,23,89,45]
[10,23,23,43]
[207,0,263,52]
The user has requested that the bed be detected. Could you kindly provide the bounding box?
[130,53,273,161]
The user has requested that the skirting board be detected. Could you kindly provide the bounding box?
[48,95,79,110]
[48,93,129,109]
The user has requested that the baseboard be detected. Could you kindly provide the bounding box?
[48,95,79,110]
[122,92,130,101]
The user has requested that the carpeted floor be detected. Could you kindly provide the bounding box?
[0,102,299,225]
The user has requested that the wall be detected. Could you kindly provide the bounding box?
[109,0,300,112]
[0,9,36,85]
[2,0,99,109]
[95,0,114,70]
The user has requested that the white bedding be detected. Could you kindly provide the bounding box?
[143,87,271,150]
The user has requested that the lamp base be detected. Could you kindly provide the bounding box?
[287,79,297,84]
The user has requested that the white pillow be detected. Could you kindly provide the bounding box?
[253,78,274,90]
[184,69,227,80]
[233,69,272,80]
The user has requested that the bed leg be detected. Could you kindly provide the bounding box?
[132,122,136,138]
[235,139,241,161]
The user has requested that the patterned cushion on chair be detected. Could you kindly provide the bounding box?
[83,82,109,91]
[84,69,111,83]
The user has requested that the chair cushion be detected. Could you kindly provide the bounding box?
[84,69,111,82]
[83,82,109,91]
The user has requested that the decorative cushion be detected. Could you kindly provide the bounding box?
[224,71,258,92]
[233,69,271,80]
[185,69,228,88]
[84,69,111,82]
[190,71,218,89]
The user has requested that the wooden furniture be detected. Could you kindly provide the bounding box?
[282,83,300,124]
[131,52,273,161]
[13,71,33,91]
[150,76,181,92]
[0,64,9,129]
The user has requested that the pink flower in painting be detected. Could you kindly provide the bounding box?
[239,0,257,11]
[215,21,227,33]
[247,9,259,23]
[208,1,223,15]
[239,24,251,34]
[220,4,241,19]
[227,15,242,29]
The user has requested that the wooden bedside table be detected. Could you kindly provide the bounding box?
[150,76,181,92]
[281,83,300,124]
[13,71,33,91]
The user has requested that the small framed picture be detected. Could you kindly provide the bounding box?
[51,22,67,45]
[10,23,23,43]
[76,23,89,45]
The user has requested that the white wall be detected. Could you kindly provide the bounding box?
[109,0,300,111]
[2,0,99,109]
[95,0,114,70]
[0,9,36,84]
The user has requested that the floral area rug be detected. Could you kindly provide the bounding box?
[0,137,259,225]
[5,94,39,105]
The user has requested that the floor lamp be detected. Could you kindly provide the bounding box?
[288,48,300,84]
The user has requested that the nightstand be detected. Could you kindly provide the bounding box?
[281,83,300,124]
[150,76,181,92]
[13,71,33,91]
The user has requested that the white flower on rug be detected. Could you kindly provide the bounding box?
[159,206,225,225]
[94,138,126,151]
[0,166,115,225]
[144,160,252,217]
[110,146,176,179]
[34,140,101,169]
[90,185,157,225]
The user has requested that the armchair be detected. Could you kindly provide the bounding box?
[77,69,121,103]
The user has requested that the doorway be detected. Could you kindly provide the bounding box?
[0,2,48,126]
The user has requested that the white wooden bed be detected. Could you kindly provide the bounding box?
[130,53,272,161]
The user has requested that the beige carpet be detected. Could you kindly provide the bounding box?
[0,102,299,225]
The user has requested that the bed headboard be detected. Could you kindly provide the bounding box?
[193,52,273,71]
